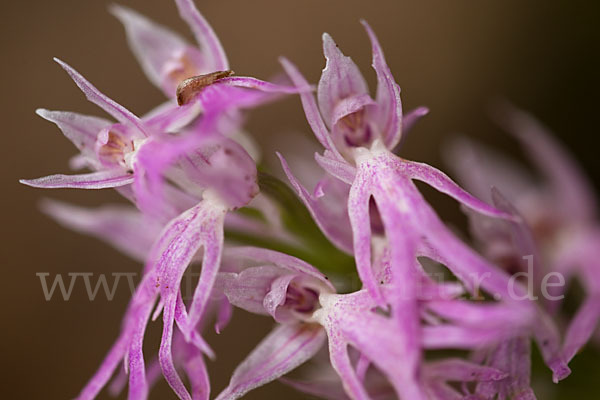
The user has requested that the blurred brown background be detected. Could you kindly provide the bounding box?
[2,0,599,399]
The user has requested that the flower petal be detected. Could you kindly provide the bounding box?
[403,160,517,221]
[426,300,532,329]
[223,246,334,289]
[331,94,376,128]
[425,358,508,382]
[54,58,149,136]
[220,76,308,94]
[562,294,600,363]
[279,57,343,160]
[475,337,535,400]
[218,266,284,315]
[347,168,387,307]
[314,152,357,185]
[75,274,158,400]
[423,325,522,350]
[317,33,369,129]
[35,109,109,160]
[174,0,229,71]
[278,153,354,253]
[181,347,210,400]
[20,169,133,189]
[40,200,160,262]
[148,201,225,399]
[321,290,426,400]
[215,324,325,400]
[182,200,227,338]
[361,20,403,149]
[326,336,371,400]
[214,296,233,334]
[110,4,192,92]
[143,101,202,133]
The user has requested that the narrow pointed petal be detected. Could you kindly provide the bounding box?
[215,296,233,334]
[174,0,229,70]
[347,171,386,307]
[182,350,210,400]
[321,290,426,400]
[318,33,369,129]
[36,109,109,157]
[314,152,357,184]
[371,195,424,400]
[143,101,202,134]
[423,325,523,350]
[425,358,508,382]
[183,200,227,336]
[76,274,158,400]
[147,202,224,400]
[220,76,308,94]
[218,266,284,315]
[563,294,600,363]
[159,297,192,400]
[279,57,343,160]
[531,310,570,382]
[278,153,353,253]
[110,4,192,91]
[427,300,532,328]
[361,20,403,149]
[127,292,157,400]
[215,324,325,400]
[76,335,130,400]
[54,58,148,136]
[326,336,371,400]
[475,337,535,400]
[263,274,298,323]
[403,160,517,220]
[40,200,160,262]
[174,295,215,358]
[20,169,133,189]
[415,205,523,300]
[224,246,334,288]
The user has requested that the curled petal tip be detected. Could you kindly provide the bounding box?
[550,360,571,383]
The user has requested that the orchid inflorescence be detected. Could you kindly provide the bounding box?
[22,0,599,399]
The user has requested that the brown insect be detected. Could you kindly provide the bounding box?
[176,70,234,106]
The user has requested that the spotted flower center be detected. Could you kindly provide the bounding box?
[339,110,372,147]
[97,131,135,169]
[284,284,321,315]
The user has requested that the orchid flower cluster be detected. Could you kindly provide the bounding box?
[22,1,599,399]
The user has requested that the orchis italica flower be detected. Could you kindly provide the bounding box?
[447,105,600,371]
[279,22,523,303]
[277,22,563,398]
[19,58,198,192]
[213,247,540,400]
